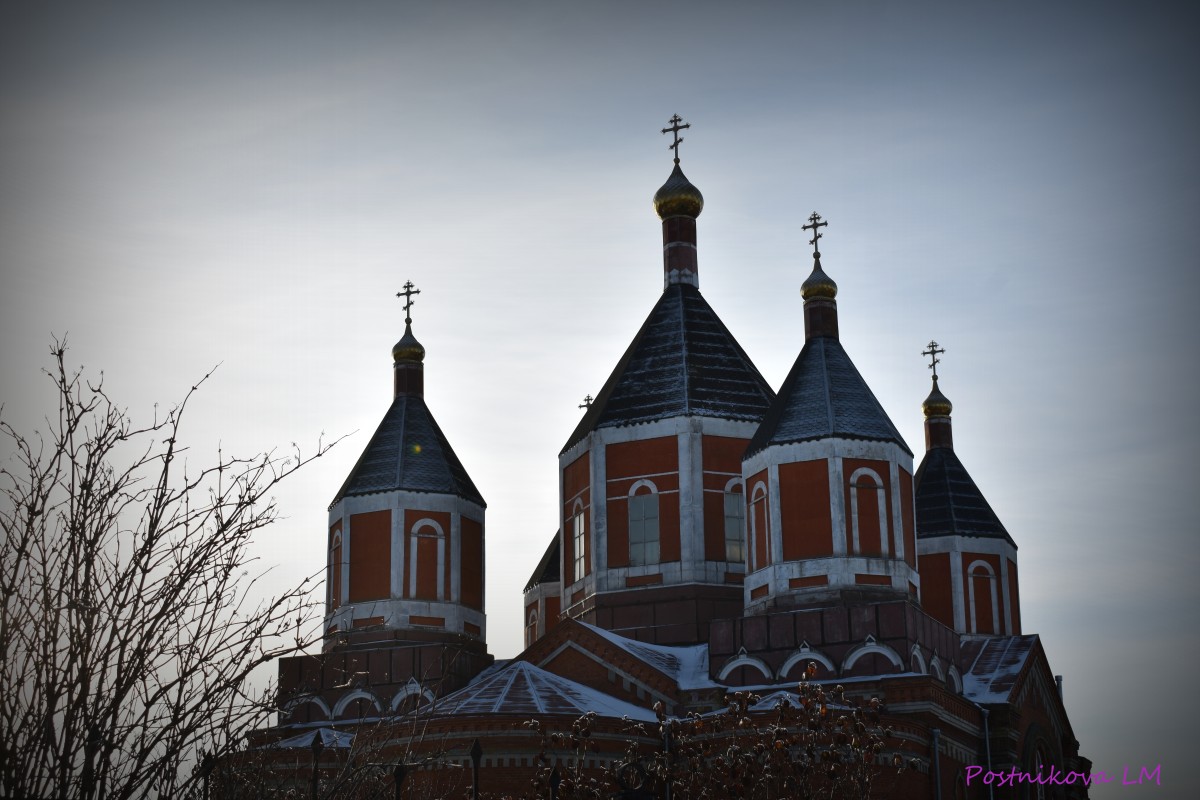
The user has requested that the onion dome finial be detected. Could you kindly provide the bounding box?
[392,323,425,363]
[393,280,426,363]
[922,376,953,418]
[921,341,952,418]
[654,115,704,219]
[800,213,837,299]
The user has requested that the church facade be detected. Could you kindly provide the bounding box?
[269,121,1089,799]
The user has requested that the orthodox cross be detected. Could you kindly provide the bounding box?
[922,340,946,379]
[801,212,828,256]
[396,280,420,325]
[579,394,593,409]
[661,114,690,165]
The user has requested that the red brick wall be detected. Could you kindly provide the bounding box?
[460,516,484,611]
[1007,558,1021,634]
[918,552,953,630]
[348,510,390,603]
[779,459,831,560]
[899,468,916,567]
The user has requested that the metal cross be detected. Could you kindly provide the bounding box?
[579,394,593,409]
[801,212,828,256]
[661,114,690,165]
[922,340,946,379]
[396,280,420,325]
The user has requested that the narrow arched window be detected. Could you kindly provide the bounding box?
[967,560,999,634]
[572,505,587,583]
[723,482,745,564]
[749,482,768,571]
[329,530,343,610]
[628,485,660,566]
[525,608,539,648]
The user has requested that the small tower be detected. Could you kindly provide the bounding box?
[553,117,775,645]
[914,344,1021,635]
[741,216,919,611]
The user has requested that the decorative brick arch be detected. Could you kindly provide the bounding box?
[947,665,962,694]
[333,689,382,719]
[409,518,446,601]
[749,481,769,571]
[841,636,903,673]
[778,642,837,680]
[909,644,927,675]
[718,649,772,682]
[390,679,435,713]
[929,655,946,683]
[281,695,331,722]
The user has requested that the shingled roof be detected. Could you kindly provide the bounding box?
[960,634,1038,703]
[914,447,1013,545]
[523,533,561,592]
[561,284,775,454]
[746,337,910,457]
[330,395,485,508]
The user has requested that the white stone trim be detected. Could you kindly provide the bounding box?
[842,637,903,672]
[909,644,927,675]
[718,650,773,681]
[282,695,331,721]
[948,665,962,694]
[333,689,381,718]
[778,643,837,679]
[390,679,434,712]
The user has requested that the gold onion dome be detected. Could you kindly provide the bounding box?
[922,377,953,418]
[653,164,704,219]
[800,256,838,300]
[392,324,425,363]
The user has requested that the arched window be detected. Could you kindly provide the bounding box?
[628,482,660,566]
[723,480,745,564]
[409,519,445,601]
[328,530,343,610]
[967,560,999,634]
[848,468,887,557]
[749,482,768,571]
[572,502,587,583]
[525,608,539,648]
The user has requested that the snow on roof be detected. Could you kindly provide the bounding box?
[578,622,717,690]
[419,660,658,721]
[961,635,1038,704]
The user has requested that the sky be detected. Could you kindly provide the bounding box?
[1,1,1197,795]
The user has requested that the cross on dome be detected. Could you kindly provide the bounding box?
[579,394,593,409]
[661,114,691,165]
[922,340,946,379]
[801,212,828,258]
[397,280,421,325]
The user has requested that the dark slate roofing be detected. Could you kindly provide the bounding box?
[523,533,561,592]
[961,635,1038,703]
[914,448,1013,545]
[561,284,775,454]
[746,337,911,457]
[330,395,485,508]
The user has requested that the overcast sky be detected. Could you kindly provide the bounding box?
[2,2,1196,795]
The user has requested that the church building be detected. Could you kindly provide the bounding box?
[268,118,1089,799]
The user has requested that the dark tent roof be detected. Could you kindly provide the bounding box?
[746,336,910,457]
[914,447,1013,545]
[561,284,774,454]
[330,394,485,508]
[523,533,561,592]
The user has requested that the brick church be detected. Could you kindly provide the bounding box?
[270,119,1089,798]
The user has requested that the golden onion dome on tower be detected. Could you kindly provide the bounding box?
[653,164,704,219]
[922,377,953,418]
[392,324,426,363]
[800,255,838,300]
